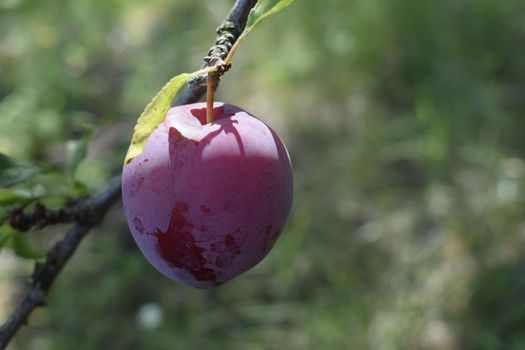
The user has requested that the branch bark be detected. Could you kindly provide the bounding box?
[0,0,259,348]
[0,176,121,348]
[173,0,258,106]
[9,199,89,232]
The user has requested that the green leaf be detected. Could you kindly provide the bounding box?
[243,0,297,36]
[0,210,8,225]
[0,189,31,224]
[0,189,28,206]
[0,153,42,187]
[0,187,43,206]
[124,68,213,164]
[0,225,15,247]
[66,136,89,180]
[0,224,43,259]
[0,187,47,224]
[12,233,44,259]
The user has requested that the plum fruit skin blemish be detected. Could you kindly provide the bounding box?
[122,102,293,288]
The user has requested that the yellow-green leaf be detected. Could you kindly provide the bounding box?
[224,0,297,64]
[0,225,15,247]
[243,0,297,37]
[124,67,214,164]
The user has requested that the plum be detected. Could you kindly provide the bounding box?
[122,102,293,288]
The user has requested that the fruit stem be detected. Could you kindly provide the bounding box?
[206,72,218,124]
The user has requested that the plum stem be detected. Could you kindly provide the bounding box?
[206,59,227,124]
[206,72,218,123]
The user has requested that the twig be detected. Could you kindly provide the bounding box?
[0,1,259,348]
[173,0,258,106]
[9,199,89,232]
[0,176,121,348]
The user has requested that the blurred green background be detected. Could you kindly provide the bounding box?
[1,0,525,349]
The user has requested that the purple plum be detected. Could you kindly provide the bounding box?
[122,102,293,288]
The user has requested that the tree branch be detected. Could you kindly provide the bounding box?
[9,199,89,232]
[0,176,121,348]
[0,0,259,348]
[173,0,258,106]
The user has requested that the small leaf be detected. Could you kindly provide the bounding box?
[0,189,32,224]
[0,153,42,187]
[243,0,297,37]
[0,210,8,225]
[224,0,297,65]
[0,189,29,206]
[0,186,47,224]
[124,68,213,164]
[0,186,43,205]
[0,225,15,247]
[66,136,89,180]
[12,233,44,259]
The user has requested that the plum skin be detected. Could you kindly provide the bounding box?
[122,102,293,288]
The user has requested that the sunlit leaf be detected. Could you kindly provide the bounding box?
[124,67,214,164]
[0,187,45,205]
[0,153,42,187]
[243,0,297,37]
[0,189,28,206]
[224,0,297,64]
